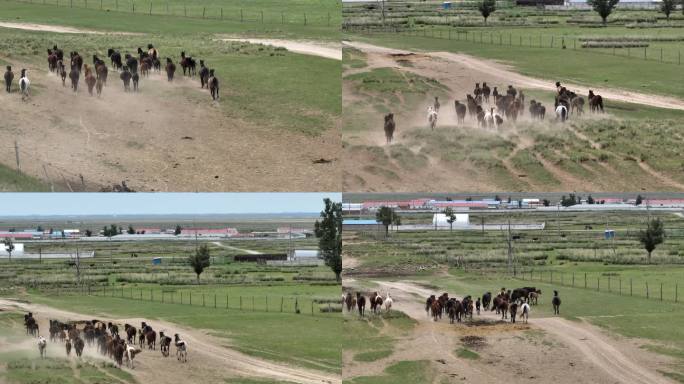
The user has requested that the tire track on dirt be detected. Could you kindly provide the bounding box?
[0,299,340,384]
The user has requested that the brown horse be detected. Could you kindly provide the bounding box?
[430,300,441,322]
[384,113,395,144]
[552,291,561,315]
[165,58,176,82]
[159,331,172,357]
[84,65,96,96]
[47,49,58,73]
[145,329,156,350]
[499,299,509,320]
[509,302,518,323]
[179,51,196,76]
[69,64,80,92]
[454,100,466,124]
[208,69,219,100]
[588,90,604,113]
[58,61,67,87]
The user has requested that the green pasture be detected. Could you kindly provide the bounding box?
[348,32,684,99]
[345,360,435,384]
[0,29,340,137]
[0,0,341,40]
[343,310,415,363]
[20,288,342,373]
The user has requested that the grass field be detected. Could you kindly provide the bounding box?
[0,162,54,191]
[0,0,341,40]
[343,2,684,98]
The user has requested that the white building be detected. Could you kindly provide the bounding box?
[432,213,469,227]
[0,243,25,257]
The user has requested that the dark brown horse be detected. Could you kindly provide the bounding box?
[69,64,80,92]
[552,291,561,315]
[208,69,219,100]
[165,58,176,82]
[384,113,395,144]
[180,51,196,76]
[199,60,209,88]
[4,66,13,93]
[588,90,604,113]
[47,49,58,73]
[356,292,366,317]
[159,331,172,357]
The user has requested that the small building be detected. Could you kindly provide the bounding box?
[289,249,320,260]
[152,257,162,265]
[342,219,381,232]
[442,1,452,9]
[0,243,25,257]
[432,213,469,227]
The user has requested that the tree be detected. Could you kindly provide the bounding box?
[103,225,119,238]
[560,194,578,207]
[127,225,135,235]
[85,229,92,237]
[314,198,342,282]
[638,218,664,263]
[36,226,43,232]
[375,206,401,237]
[587,195,595,204]
[587,0,620,25]
[174,225,182,235]
[635,194,643,206]
[188,244,211,284]
[660,0,675,19]
[542,199,550,207]
[444,207,456,232]
[478,0,496,24]
[3,238,14,263]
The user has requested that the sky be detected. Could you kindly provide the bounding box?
[0,193,341,216]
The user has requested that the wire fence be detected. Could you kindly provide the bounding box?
[345,25,683,66]
[468,267,682,304]
[8,0,336,26]
[36,285,342,316]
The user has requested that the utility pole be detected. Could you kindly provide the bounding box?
[381,0,385,24]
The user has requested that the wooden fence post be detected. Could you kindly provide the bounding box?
[572,272,575,287]
[630,279,633,296]
[226,294,229,309]
[660,283,663,301]
[252,296,254,311]
[304,12,307,25]
[585,273,587,288]
[646,282,649,299]
[281,297,284,312]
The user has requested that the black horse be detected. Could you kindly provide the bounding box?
[108,48,123,71]
[552,290,561,315]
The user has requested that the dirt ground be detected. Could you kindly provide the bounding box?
[0,298,340,384]
[0,56,339,191]
[0,22,141,35]
[343,279,676,384]
[218,38,341,61]
[342,41,684,192]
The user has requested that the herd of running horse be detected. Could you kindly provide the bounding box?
[25,312,188,368]
[2,43,220,101]
[383,81,605,143]
[345,286,563,325]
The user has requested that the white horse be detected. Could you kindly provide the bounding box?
[427,106,438,130]
[174,334,187,363]
[384,293,393,312]
[483,107,495,129]
[38,336,47,358]
[124,343,142,368]
[555,104,568,123]
[19,69,30,101]
[521,303,530,324]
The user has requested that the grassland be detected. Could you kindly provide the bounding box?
[0,228,341,374]
[342,208,684,379]
[0,0,341,40]
[343,2,684,98]
[0,162,55,191]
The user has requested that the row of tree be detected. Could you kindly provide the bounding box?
[476,0,680,25]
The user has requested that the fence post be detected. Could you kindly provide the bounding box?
[660,283,663,301]
[240,9,243,22]
[151,289,153,301]
[202,293,205,307]
[597,277,600,291]
[266,296,268,312]
[226,294,229,309]
[260,10,263,23]
[161,291,164,303]
[572,272,575,287]
[304,12,307,25]
[619,278,621,295]
[630,279,633,296]
[550,271,553,283]
[676,284,678,303]
[214,294,216,308]
[646,282,649,299]
[202,7,205,18]
[281,297,284,312]
[585,273,587,288]
[608,276,611,292]
[220,8,222,19]
[252,296,254,311]
[190,292,193,305]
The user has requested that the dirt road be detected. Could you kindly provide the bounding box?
[0,298,339,384]
[0,21,141,35]
[344,279,675,384]
[219,38,341,60]
[0,57,339,191]
[345,41,684,111]
[211,241,261,254]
